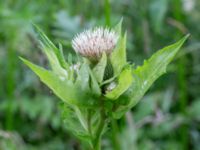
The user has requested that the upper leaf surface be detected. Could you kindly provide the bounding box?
[105,65,133,100]
[92,52,107,83]
[20,58,99,107]
[114,18,123,35]
[112,35,189,119]
[34,25,69,73]
[110,32,127,75]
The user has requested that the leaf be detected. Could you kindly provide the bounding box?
[58,43,70,69]
[89,68,101,97]
[20,57,99,107]
[61,104,91,141]
[61,103,101,144]
[93,52,107,83]
[105,65,133,100]
[114,18,123,35]
[20,57,74,103]
[76,61,101,97]
[112,35,189,119]
[33,25,69,72]
[110,32,127,75]
[75,62,90,90]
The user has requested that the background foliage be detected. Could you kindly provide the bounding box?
[0,0,200,149]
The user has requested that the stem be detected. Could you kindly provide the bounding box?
[87,109,92,134]
[173,1,188,149]
[178,56,188,150]
[6,36,16,130]
[92,97,106,150]
[92,110,105,150]
[104,0,111,26]
[111,119,120,150]
[87,109,93,148]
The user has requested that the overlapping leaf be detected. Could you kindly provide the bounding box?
[93,52,107,83]
[61,104,91,141]
[20,58,100,107]
[112,35,189,119]
[105,65,133,100]
[110,33,127,75]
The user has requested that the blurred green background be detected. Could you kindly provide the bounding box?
[0,0,200,150]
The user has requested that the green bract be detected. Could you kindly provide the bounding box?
[21,21,189,150]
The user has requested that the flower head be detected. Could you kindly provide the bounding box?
[72,27,119,60]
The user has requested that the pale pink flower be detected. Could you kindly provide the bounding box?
[72,27,119,59]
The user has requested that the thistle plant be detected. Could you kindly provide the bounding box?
[20,21,189,150]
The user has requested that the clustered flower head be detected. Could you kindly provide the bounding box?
[72,27,119,60]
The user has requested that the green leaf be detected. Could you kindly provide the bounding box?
[114,18,123,35]
[20,57,99,107]
[75,62,90,90]
[105,65,133,100]
[112,35,189,119]
[75,61,101,97]
[33,25,69,72]
[89,68,101,97]
[61,104,92,141]
[93,52,107,83]
[61,103,101,145]
[110,32,127,75]
[20,57,73,103]
[58,43,70,69]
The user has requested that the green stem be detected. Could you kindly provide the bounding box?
[92,110,105,150]
[6,38,16,130]
[92,96,107,150]
[104,0,111,26]
[111,119,120,150]
[87,109,93,148]
[172,1,188,149]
